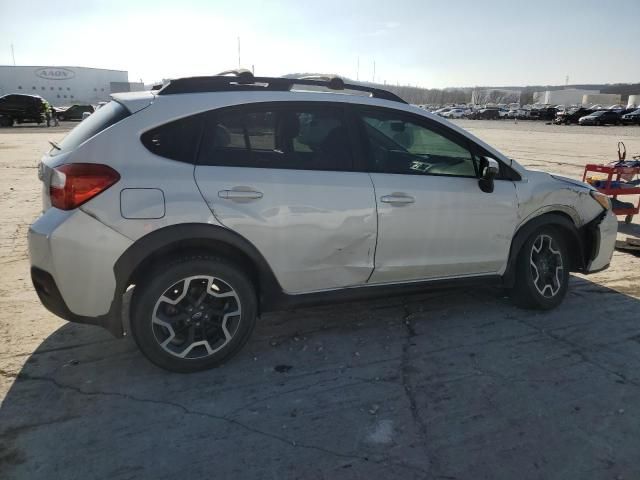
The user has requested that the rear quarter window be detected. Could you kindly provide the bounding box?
[53,101,130,155]
[140,114,204,163]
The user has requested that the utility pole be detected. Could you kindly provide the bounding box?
[372,60,376,83]
[11,44,15,66]
[356,56,360,81]
[565,75,569,87]
[237,37,241,69]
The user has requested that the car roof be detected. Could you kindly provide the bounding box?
[0,93,44,100]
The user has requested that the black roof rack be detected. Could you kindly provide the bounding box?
[157,70,406,104]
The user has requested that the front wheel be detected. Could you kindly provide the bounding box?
[511,228,569,309]
[130,256,257,372]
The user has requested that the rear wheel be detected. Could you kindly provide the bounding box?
[511,228,569,309]
[130,256,257,372]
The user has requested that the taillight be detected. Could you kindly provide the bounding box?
[50,163,120,210]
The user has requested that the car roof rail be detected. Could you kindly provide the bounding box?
[157,71,407,104]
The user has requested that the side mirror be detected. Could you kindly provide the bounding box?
[478,157,499,193]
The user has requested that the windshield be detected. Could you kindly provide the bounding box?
[52,101,129,155]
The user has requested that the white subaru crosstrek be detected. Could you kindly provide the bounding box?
[28,71,617,372]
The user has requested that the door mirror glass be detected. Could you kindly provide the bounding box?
[478,157,499,193]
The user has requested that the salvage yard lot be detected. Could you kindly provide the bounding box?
[1,120,639,479]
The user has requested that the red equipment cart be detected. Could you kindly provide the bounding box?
[582,163,640,224]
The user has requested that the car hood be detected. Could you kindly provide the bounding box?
[549,173,595,191]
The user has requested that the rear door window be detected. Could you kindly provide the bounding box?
[198,104,354,171]
[53,101,130,155]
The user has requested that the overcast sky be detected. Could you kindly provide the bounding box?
[0,0,638,88]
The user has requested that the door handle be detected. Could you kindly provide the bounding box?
[218,189,263,201]
[380,193,415,205]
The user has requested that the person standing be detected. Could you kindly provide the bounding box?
[51,104,59,127]
[44,101,51,127]
[40,101,48,126]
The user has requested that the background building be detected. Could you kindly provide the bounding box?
[582,93,622,106]
[628,95,640,108]
[0,65,143,106]
[532,88,599,106]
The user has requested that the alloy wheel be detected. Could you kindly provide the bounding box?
[152,275,241,359]
[529,234,564,298]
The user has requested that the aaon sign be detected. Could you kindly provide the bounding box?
[35,67,76,81]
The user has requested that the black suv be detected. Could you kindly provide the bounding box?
[0,94,47,127]
[57,104,95,121]
[469,107,501,120]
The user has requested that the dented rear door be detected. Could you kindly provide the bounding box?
[194,102,377,294]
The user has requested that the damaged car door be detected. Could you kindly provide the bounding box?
[358,107,518,283]
[194,102,378,293]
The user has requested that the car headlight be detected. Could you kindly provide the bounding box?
[590,190,611,211]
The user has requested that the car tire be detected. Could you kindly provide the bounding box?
[511,227,569,310]
[130,256,257,373]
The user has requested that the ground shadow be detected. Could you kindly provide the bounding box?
[2,277,640,479]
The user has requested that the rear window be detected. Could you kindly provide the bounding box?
[52,101,130,155]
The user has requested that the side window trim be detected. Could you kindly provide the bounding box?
[353,105,479,178]
[197,101,357,172]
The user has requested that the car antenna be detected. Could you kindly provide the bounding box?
[48,140,61,151]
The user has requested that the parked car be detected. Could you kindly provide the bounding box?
[434,107,452,116]
[578,110,621,125]
[554,107,593,125]
[528,107,557,121]
[29,72,617,372]
[57,104,95,121]
[621,108,640,125]
[441,108,466,119]
[0,93,46,127]
[469,107,501,120]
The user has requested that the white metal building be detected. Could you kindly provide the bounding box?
[532,88,599,106]
[0,65,142,106]
[582,93,621,106]
[626,95,639,108]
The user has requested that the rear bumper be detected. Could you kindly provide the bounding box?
[585,209,617,273]
[28,208,133,337]
[31,267,124,337]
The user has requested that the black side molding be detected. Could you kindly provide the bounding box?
[267,275,503,312]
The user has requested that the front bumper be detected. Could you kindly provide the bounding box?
[586,209,617,272]
[28,208,133,337]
